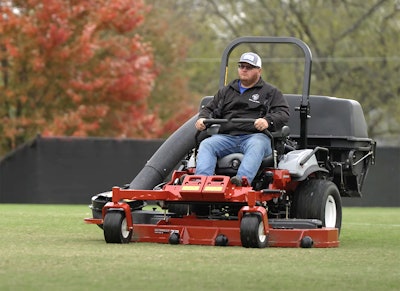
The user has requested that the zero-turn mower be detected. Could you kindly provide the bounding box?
[84,37,376,248]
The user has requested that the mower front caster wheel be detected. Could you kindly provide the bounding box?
[240,214,268,248]
[103,211,132,243]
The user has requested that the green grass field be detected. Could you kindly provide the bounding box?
[0,205,399,291]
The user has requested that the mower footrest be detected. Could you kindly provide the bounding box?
[269,218,322,229]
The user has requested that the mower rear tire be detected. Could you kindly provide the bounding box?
[167,203,191,217]
[240,214,268,248]
[293,179,342,231]
[103,211,132,243]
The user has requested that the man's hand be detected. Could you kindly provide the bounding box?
[195,118,206,131]
[254,118,269,131]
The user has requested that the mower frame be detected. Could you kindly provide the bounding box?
[85,36,375,248]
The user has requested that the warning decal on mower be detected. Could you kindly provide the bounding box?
[204,186,223,192]
[181,185,200,191]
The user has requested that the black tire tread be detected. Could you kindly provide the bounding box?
[103,211,132,244]
[293,179,342,230]
[240,214,268,248]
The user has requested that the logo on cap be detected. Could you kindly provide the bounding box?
[239,52,262,68]
[243,54,256,62]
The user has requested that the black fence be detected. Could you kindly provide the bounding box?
[0,135,162,204]
[0,135,399,206]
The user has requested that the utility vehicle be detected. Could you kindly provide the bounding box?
[85,37,375,248]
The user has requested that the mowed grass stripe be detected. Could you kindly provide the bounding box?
[0,205,399,291]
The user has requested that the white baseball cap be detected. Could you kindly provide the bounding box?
[238,52,262,68]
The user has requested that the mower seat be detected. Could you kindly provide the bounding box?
[215,153,274,176]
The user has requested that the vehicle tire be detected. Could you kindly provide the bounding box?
[103,211,132,244]
[90,191,146,230]
[168,203,191,216]
[293,179,342,231]
[240,214,268,248]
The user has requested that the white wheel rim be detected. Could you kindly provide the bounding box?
[258,221,267,243]
[325,195,337,227]
[121,217,130,238]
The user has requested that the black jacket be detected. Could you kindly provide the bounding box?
[198,78,290,135]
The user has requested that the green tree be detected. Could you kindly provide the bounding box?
[141,0,233,116]
[188,0,400,145]
[137,0,200,136]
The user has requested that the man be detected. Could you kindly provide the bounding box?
[195,52,290,186]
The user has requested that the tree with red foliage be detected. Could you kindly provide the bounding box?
[0,0,159,155]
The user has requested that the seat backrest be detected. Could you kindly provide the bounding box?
[199,96,213,111]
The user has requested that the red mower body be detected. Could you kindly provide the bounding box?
[85,170,339,248]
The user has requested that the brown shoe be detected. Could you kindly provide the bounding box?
[230,176,242,186]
